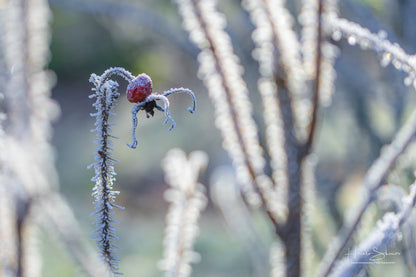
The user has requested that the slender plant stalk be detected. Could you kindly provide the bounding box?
[160,149,208,277]
[174,0,282,225]
[303,0,324,156]
[330,181,416,277]
[89,68,134,274]
[318,109,416,277]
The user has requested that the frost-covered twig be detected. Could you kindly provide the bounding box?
[328,15,416,88]
[89,70,127,275]
[318,109,416,277]
[261,0,305,98]
[159,149,208,277]
[303,0,323,155]
[329,182,416,277]
[242,0,289,224]
[0,0,61,276]
[89,68,197,273]
[173,0,281,230]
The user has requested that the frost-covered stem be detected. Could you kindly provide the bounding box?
[90,71,126,275]
[189,0,251,173]
[97,90,113,268]
[1,0,59,276]
[242,0,289,224]
[277,81,302,277]
[257,1,305,275]
[127,102,142,149]
[99,66,135,84]
[160,149,208,277]
[318,109,416,277]
[328,16,416,88]
[330,182,416,277]
[303,0,323,156]
[163,88,196,114]
[177,0,279,223]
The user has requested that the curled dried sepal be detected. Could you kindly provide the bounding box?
[126,86,197,149]
[90,67,196,150]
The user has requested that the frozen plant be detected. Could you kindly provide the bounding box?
[172,0,416,276]
[0,0,105,276]
[88,67,196,275]
[159,149,208,277]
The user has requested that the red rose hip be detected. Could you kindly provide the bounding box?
[126,73,153,103]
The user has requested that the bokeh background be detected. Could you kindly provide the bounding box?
[39,0,416,276]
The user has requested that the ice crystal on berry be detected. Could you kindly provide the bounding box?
[126,73,153,103]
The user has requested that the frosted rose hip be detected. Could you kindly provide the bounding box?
[126,73,153,103]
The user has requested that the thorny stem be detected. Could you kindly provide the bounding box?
[190,0,281,230]
[90,68,131,273]
[318,109,416,277]
[97,83,115,269]
[170,192,194,277]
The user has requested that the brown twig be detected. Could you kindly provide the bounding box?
[302,0,324,157]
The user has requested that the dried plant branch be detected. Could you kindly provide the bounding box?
[159,149,208,277]
[254,0,312,275]
[303,0,324,156]
[330,181,416,277]
[328,15,416,88]
[0,0,64,276]
[173,0,283,229]
[89,68,197,274]
[89,69,132,274]
[261,0,305,99]
[318,109,416,277]
[242,0,290,224]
